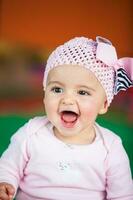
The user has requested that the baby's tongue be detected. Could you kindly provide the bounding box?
[61,111,77,123]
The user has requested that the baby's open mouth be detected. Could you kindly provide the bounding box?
[60,111,79,124]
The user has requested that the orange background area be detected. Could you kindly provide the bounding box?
[0,0,133,56]
[0,0,132,116]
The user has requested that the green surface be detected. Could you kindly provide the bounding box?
[0,113,133,177]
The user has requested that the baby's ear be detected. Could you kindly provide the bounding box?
[98,100,108,115]
[43,91,46,103]
[43,92,46,112]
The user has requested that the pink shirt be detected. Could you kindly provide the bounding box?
[0,116,133,200]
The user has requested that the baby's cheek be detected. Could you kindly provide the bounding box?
[83,108,95,117]
[81,103,98,118]
[45,102,56,114]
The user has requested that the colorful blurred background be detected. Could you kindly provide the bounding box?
[0,0,133,175]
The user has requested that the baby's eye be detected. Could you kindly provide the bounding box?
[78,90,90,96]
[51,87,63,93]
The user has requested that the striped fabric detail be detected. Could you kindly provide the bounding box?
[114,68,133,94]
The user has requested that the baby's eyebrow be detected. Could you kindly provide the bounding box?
[78,85,96,91]
[47,81,63,86]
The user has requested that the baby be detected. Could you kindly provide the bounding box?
[0,36,133,200]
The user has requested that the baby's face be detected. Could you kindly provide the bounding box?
[44,64,108,143]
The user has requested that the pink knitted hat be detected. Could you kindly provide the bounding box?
[43,36,133,106]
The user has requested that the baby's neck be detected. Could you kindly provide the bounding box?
[53,126,96,145]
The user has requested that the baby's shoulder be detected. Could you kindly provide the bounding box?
[27,116,49,133]
[11,116,49,143]
[95,123,122,149]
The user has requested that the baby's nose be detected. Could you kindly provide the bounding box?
[61,97,75,105]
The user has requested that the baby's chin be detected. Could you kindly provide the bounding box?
[53,126,80,138]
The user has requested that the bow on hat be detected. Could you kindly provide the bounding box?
[96,36,133,95]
